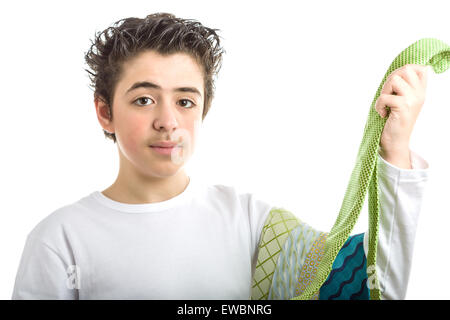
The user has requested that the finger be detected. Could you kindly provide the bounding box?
[407,65,429,94]
[412,64,429,81]
[402,65,422,89]
[391,64,425,87]
[404,64,429,83]
[421,65,430,84]
[381,73,412,96]
[374,93,403,118]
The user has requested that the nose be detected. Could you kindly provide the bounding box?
[152,100,179,133]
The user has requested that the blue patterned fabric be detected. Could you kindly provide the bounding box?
[319,233,369,300]
[268,222,321,299]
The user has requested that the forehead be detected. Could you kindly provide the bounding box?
[117,50,204,92]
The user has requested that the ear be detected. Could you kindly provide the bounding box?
[94,96,115,134]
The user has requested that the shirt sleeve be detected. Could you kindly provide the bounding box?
[364,149,429,300]
[11,234,79,300]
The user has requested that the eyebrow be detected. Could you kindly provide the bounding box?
[125,81,202,97]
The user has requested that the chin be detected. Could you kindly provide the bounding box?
[140,164,185,179]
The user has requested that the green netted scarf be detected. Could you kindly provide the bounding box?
[251,38,450,300]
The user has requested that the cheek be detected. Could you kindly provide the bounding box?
[116,112,149,153]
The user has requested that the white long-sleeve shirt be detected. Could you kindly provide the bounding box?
[11,151,428,300]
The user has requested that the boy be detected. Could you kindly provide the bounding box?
[11,13,429,299]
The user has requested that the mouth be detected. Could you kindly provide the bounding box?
[149,141,184,148]
[149,145,182,156]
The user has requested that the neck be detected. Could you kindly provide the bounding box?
[101,149,190,204]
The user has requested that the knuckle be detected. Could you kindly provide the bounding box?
[404,64,414,71]
[404,67,413,77]
[392,74,402,83]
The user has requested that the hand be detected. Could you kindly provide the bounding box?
[374,64,429,169]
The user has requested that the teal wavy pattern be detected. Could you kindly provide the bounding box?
[319,233,369,300]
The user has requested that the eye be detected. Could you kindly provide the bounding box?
[178,99,196,108]
[134,97,154,107]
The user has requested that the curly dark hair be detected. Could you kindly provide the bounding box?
[84,12,225,143]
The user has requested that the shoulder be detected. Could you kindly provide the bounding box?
[26,194,90,246]
[200,182,273,223]
[203,182,270,207]
[197,182,239,206]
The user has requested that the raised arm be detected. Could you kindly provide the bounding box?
[251,150,428,300]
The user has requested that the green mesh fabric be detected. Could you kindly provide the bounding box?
[252,208,302,300]
[251,208,326,300]
[252,38,450,300]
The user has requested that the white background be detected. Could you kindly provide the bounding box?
[1,0,450,299]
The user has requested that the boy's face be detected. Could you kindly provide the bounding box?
[96,49,204,178]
